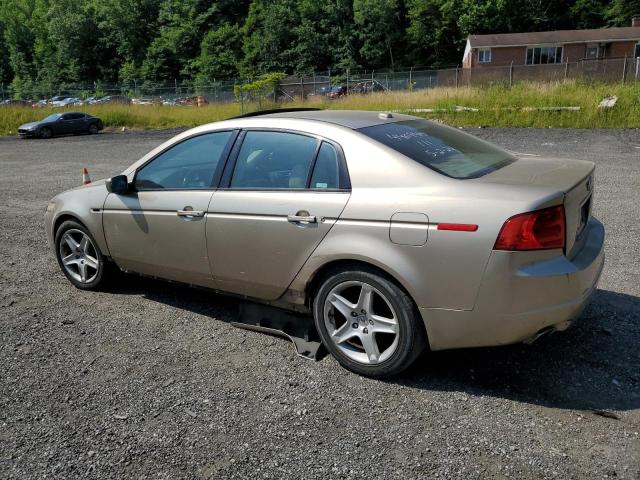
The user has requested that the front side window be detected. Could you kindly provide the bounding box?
[634,43,639,58]
[43,114,62,122]
[135,131,233,190]
[230,131,318,189]
[358,120,516,179]
[478,48,492,63]
[526,46,562,64]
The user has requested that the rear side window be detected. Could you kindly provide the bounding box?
[359,120,515,179]
[135,131,233,189]
[310,142,340,189]
[231,131,318,189]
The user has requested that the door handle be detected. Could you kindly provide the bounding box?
[177,207,205,218]
[287,210,317,224]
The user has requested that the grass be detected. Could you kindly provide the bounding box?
[1,81,639,136]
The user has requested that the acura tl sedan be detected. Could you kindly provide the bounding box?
[44,109,604,377]
[18,112,103,138]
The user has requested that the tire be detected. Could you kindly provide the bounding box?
[40,127,53,139]
[313,266,426,378]
[88,123,99,135]
[54,220,110,290]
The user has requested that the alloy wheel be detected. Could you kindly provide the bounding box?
[323,280,400,365]
[58,229,100,283]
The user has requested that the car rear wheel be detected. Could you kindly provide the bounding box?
[313,267,426,378]
[88,123,99,135]
[40,127,52,139]
[54,220,110,290]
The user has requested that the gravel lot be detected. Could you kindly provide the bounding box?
[1,127,639,479]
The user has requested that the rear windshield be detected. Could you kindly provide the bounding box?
[359,119,516,179]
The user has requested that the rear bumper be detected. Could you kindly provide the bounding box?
[421,217,605,351]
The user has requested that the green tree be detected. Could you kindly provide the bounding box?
[292,0,358,74]
[93,0,162,79]
[2,0,42,97]
[406,0,463,67]
[0,0,12,86]
[353,0,403,69]
[141,0,249,82]
[241,0,300,75]
[192,23,243,82]
[571,0,608,29]
[606,0,640,26]
[0,0,628,96]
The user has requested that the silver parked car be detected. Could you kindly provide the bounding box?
[44,109,605,377]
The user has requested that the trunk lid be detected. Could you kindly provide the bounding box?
[477,157,595,257]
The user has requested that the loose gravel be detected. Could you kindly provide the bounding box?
[0,128,638,479]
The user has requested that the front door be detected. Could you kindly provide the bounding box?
[207,130,351,299]
[57,113,77,134]
[103,131,236,287]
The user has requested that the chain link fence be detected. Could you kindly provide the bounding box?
[2,57,639,106]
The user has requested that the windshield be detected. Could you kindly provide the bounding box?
[43,114,62,122]
[359,119,516,179]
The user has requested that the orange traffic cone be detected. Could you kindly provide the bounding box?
[82,167,92,185]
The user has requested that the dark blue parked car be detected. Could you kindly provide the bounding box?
[18,112,104,139]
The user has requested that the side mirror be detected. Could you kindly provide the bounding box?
[106,174,130,195]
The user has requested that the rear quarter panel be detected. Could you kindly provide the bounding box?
[287,134,564,311]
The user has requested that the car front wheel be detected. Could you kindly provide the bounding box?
[40,127,53,139]
[88,123,99,134]
[54,220,110,290]
[313,267,426,378]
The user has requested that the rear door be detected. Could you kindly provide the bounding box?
[103,130,237,287]
[207,129,351,299]
[62,113,86,133]
[71,113,89,132]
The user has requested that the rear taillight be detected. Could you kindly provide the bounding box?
[494,205,565,251]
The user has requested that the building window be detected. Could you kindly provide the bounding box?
[585,45,599,60]
[526,46,563,65]
[635,43,640,59]
[478,48,492,63]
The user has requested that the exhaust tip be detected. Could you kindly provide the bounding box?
[523,325,556,344]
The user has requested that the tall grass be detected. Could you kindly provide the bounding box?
[1,81,638,136]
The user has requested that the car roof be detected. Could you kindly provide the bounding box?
[258,109,417,129]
